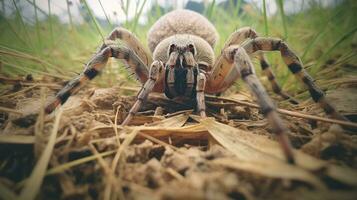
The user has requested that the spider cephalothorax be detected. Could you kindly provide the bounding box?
[44,9,350,164]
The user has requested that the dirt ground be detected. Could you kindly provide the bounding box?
[0,75,356,200]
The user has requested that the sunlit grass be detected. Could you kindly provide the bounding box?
[0,0,356,97]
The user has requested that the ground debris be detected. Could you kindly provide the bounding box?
[0,81,357,200]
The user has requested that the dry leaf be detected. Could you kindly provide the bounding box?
[193,116,357,188]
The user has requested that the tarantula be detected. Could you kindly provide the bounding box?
[45,9,348,164]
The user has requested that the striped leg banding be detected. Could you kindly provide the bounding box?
[121,61,163,125]
[243,37,349,124]
[45,44,149,115]
[99,27,152,66]
[45,47,112,114]
[257,53,299,104]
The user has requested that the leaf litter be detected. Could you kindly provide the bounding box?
[0,74,356,200]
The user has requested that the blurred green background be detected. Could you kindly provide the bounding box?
[0,0,356,99]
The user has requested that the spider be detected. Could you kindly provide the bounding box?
[44,9,348,164]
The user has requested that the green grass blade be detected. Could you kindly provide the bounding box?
[66,0,74,30]
[205,0,216,20]
[301,7,344,60]
[1,0,4,13]
[0,12,29,47]
[48,0,54,47]
[131,0,147,33]
[301,28,327,60]
[12,0,35,51]
[24,0,49,17]
[155,1,162,17]
[120,0,130,28]
[315,26,357,71]
[234,0,243,17]
[276,0,288,39]
[98,0,113,28]
[82,0,104,41]
[262,0,269,36]
[33,0,42,50]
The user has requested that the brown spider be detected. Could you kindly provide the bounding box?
[45,9,348,164]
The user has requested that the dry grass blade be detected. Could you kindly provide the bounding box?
[208,95,357,128]
[15,150,117,193]
[111,128,140,174]
[0,181,17,200]
[109,129,139,199]
[1,60,70,79]
[89,143,124,200]
[140,124,206,135]
[326,165,357,186]
[113,106,121,146]
[104,123,208,143]
[19,109,63,200]
[0,46,60,72]
[107,113,194,188]
[0,85,37,99]
[46,150,116,176]
[147,113,189,127]
[0,106,23,115]
[0,135,35,144]
[34,87,46,158]
[138,132,178,150]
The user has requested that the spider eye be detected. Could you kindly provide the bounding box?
[187,44,195,55]
[169,44,177,55]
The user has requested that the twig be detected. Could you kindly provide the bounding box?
[166,168,184,180]
[113,106,121,146]
[208,95,357,129]
[0,85,37,99]
[138,132,178,151]
[0,106,23,115]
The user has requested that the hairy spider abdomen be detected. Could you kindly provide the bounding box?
[148,9,219,53]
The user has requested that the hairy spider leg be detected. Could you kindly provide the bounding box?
[98,27,153,68]
[208,27,297,104]
[257,53,299,104]
[206,27,257,93]
[242,37,348,123]
[121,61,164,125]
[228,46,295,164]
[45,45,149,114]
[196,72,207,117]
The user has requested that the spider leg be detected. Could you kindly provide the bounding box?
[121,61,164,125]
[229,47,295,164]
[242,37,348,123]
[45,45,149,114]
[257,53,299,104]
[196,72,207,117]
[207,27,296,104]
[98,27,153,66]
[95,28,152,84]
[207,27,256,93]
